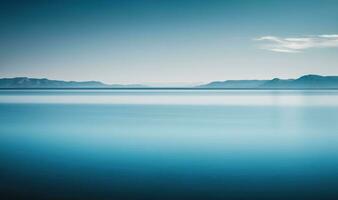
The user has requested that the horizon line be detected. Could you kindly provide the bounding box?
[1,74,338,86]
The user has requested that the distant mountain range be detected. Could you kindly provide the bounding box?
[0,77,143,88]
[200,75,338,89]
[0,75,338,89]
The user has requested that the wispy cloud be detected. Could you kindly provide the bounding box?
[255,34,338,53]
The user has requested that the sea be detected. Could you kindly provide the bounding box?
[1,89,338,199]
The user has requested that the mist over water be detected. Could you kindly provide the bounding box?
[1,90,338,199]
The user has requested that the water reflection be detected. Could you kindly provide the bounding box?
[0,90,338,106]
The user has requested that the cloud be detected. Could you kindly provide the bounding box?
[255,34,338,53]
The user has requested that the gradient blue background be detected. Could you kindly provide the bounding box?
[1,0,338,84]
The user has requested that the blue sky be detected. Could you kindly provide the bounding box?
[1,0,338,85]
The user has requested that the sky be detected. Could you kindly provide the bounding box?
[1,0,338,85]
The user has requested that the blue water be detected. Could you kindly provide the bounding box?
[1,90,338,199]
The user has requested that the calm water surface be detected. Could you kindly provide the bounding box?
[1,90,338,199]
